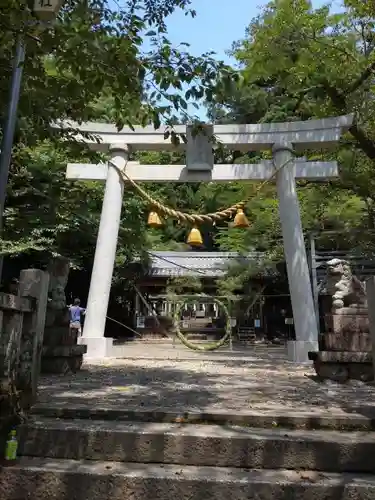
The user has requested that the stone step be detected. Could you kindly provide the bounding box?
[31,403,375,431]
[18,418,375,473]
[1,457,375,500]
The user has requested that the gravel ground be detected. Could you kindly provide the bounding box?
[37,344,375,416]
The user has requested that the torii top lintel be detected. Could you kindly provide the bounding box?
[52,114,353,152]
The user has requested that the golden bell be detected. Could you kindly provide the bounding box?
[187,227,203,246]
[147,211,163,228]
[233,208,250,228]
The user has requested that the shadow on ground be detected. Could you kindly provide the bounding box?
[36,345,375,415]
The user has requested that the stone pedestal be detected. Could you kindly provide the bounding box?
[324,307,370,351]
[42,324,87,374]
[41,345,87,374]
[309,351,373,383]
[41,257,86,374]
[310,307,372,382]
[326,306,369,330]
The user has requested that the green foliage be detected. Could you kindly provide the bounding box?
[166,276,203,297]
[231,0,375,155]
[0,0,235,276]
[204,0,375,258]
[1,1,236,136]
[3,0,375,300]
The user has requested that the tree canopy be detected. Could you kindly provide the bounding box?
[1,0,375,298]
[0,0,233,272]
[206,0,375,255]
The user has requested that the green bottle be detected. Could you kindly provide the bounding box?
[5,429,18,461]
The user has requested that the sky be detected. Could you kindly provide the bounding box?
[156,0,342,119]
[164,0,342,64]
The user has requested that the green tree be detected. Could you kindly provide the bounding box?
[0,0,237,268]
[205,0,375,256]
[1,0,234,135]
[232,0,375,157]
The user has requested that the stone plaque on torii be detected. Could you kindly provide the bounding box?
[53,115,353,362]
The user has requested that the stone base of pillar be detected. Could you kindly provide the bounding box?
[78,337,113,359]
[41,345,87,374]
[287,340,319,363]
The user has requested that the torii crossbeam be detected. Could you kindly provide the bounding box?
[54,115,353,362]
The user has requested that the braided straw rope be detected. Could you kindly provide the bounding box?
[173,296,232,351]
[109,155,294,225]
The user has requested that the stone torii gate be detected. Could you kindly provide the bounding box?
[54,115,353,362]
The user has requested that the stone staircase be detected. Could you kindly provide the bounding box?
[1,405,375,499]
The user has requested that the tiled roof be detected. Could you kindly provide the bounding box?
[147,251,264,278]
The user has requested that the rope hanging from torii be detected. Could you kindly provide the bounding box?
[109,153,294,244]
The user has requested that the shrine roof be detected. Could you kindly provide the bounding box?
[146,251,275,278]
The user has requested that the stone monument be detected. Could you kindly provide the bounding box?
[41,257,87,374]
[309,258,372,381]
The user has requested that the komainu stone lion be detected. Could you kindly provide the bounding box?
[326,258,367,311]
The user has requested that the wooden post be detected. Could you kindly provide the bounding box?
[19,269,49,400]
[365,276,375,379]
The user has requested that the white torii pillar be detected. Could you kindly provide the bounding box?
[58,115,353,362]
[79,145,128,358]
[273,143,317,361]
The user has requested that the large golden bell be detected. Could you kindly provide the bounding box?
[147,211,163,228]
[233,208,250,228]
[187,227,203,246]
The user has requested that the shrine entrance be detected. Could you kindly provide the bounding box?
[56,114,353,362]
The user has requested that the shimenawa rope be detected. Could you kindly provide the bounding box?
[109,154,294,224]
[107,153,293,350]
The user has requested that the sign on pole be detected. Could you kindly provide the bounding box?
[33,0,64,21]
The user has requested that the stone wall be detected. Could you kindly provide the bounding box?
[0,269,49,450]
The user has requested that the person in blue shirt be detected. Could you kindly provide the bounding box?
[69,298,86,337]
